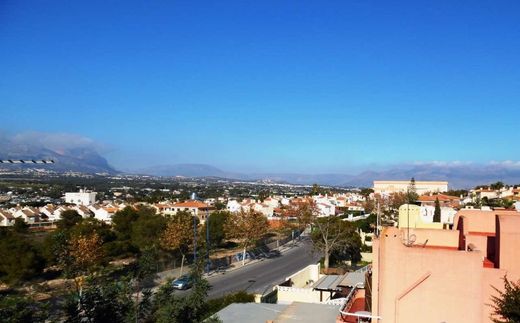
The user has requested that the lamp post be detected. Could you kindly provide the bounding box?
[206,208,210,273]
[193,212,197,262]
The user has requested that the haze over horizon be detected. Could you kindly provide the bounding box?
[2,1,520,174]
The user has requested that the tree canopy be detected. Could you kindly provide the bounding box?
[491,276,520,323]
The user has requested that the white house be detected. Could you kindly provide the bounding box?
[65,189,97,206]
[420,205,457,225]
[169,200,214,223]
[0,209,15,226]
[13,207,40,224]
[226,200,242,213]
[316,202,335,217]
[88,204,118,223]
[263,197,280,208]
[74,205,94,218]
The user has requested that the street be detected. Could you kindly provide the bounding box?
[204,236,320,298]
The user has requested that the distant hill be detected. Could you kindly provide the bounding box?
[136,164,231,177]
[135,163,520,189]
[3,134,519,188]
[0,141,117,174]
[342,163,520,189]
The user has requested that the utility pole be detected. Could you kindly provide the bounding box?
[407,204,410,246]
[206,208,210,273]
[376,201,381,237]
[193,214,197,263]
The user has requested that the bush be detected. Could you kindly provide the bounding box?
[0,293,48,322]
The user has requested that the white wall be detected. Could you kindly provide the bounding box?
[65,191,97,206]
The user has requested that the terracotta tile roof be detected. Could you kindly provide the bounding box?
[0,210,14,219]
[172,200,209,208]
[418,194,459,202]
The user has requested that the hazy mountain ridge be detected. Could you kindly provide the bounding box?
[2,138,520,188]
[0,141,117,174]
[135,163,520,188]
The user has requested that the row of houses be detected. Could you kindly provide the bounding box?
[0,203,126,226]
[0,191,371,227]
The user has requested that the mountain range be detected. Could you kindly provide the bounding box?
[136,163,520,189]
[2,138,520,188]
[0,139,117,174]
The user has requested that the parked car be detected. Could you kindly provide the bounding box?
[171,275,193,290]
[267,250,281,258]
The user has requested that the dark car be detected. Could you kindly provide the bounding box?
[171,275,193,290]
[266,250,281,258]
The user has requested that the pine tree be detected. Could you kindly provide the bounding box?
[433,197,441,223]
[406,177,419,204]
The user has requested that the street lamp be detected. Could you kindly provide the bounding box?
[206,207,210,273]
[193,213,197,262]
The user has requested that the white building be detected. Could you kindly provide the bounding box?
[88,204,118,223]
[65,189,97,206]
[226,200,242,213]
[0,209,15,226]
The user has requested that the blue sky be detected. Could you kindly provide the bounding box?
[1,1,519,173]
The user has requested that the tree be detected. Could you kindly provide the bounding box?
[294,201,315,229]
[224,209,268,266]
[353,214,377,233]
[58,210,83,230]
[360,188,374,198]
[161,211,195,276]
[330,232,362,267]
[0,293,48,323]
[204,211,229,247]
[490,181,505,191]
[63,276,134,323]
[490,276,520,323]
[311,184,322,196]
[433,197,441,223]
[131,213,167,251]
[13,218,29,234]
[68,232,105,275]
[406,177,419,204]
[112,206,140,241]
[154,261,211,323]
[0,231,45,284]
[310,215,360,270]
[214,201,226,211]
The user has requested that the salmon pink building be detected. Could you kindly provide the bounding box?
[343,208,520,323]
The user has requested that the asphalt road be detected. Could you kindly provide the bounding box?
[205,236,321,298]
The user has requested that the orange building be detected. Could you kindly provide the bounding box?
[365,209,520,323]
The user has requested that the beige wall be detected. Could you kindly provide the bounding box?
[277,286,323,304]
[373,181,448,195]
[284,264,321,288]
[398,204,443,230]
[373,227,484,323]
[372,223,520,323]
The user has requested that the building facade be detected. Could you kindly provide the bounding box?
[373,180,448,196]
[65,189,97,206]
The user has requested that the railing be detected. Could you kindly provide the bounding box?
[325,297,347,306]
[355,265,371,274]
[339,283,382,322]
